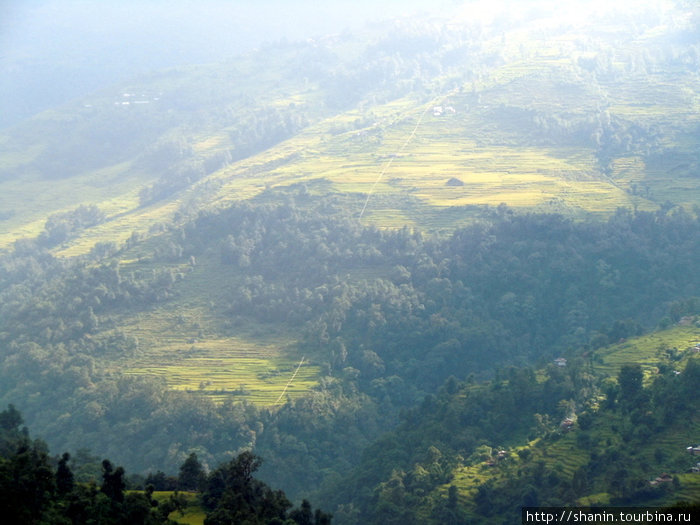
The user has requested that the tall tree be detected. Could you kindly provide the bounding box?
[56,452,74,495]
[178,452,206,491]
[101,459,126,503]
[618,364,643,405]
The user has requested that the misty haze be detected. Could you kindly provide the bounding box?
[0,1,699,523]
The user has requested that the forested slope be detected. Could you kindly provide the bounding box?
[1,2,699,523]
[319,327,700,524]
[1,195,699,506]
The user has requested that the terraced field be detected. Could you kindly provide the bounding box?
[97,256,321,406]
[592,324,700,379]
[430,324,700,514]
[123,335,318,406]
[4,21,699,253]
[195,90,651,232]
[106,301,318,406]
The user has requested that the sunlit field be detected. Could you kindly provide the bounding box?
[1,3,698,522]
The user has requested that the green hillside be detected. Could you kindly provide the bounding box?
[324,324,700,523]
[2,4,699,254]
[1,6,697,414]
[458,325,700,507]
[1,3,699,523]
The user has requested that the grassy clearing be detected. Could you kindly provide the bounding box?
[151,492,205,525]
[0,161,158,250]
[192,133,229,154]
[170,508,206,525]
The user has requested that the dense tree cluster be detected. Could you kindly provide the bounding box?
[0,406,330,525]
[176,199,700,394]
[0,405,182,524]
[202,451,331,525]
[318,357,700,524]
[1,197,699,510]
[39,205,106,247]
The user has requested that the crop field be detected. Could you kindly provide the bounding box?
[674,473,700,504]
[592,324,700,379]
[54,196,185,258]
[0,161,154,249]
[442,463,492,514]
[97,255,320,406]
[3,43,699,256]
[643,151,700,210]
[439,435,589,521]
[441,403,700,516]
[196,89,644,233]
[123,336,319,406]
[536,435,590,478]
[110,304,318,406]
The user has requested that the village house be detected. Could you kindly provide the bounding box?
[432,105,457,116]
[687,445,700,455]
[649,473,673,487]
[560,418,574,431]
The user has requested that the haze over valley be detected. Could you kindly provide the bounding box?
[0,1,699,523]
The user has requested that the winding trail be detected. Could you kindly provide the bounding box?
[358,89,460,220]
[358,103,433,219]
[275,356,306,405]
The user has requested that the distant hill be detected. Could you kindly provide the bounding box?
[1,1,699,252]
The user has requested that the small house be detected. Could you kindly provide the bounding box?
[554,357,567,367]
[560,418,574,431]
[649,473,673,486]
